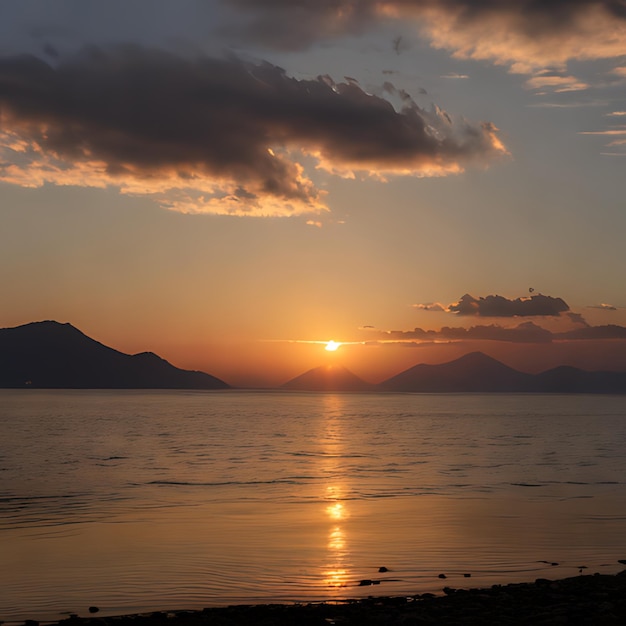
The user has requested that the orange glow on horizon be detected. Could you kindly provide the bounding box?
[325,340,341,352]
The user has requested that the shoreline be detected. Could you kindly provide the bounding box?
[23,570,626,626]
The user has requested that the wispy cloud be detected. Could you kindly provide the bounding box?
[374,321,554,343]
[526,74,589,93]
[579,129,626,136]
[0,46,507,217]
[528,100,608,109]
[413,302,446,312]
[363,321,626,345]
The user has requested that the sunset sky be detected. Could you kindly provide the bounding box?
[1,0,626,387]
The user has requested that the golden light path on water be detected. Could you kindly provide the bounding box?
[320,395,351,590]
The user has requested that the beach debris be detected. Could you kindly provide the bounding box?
[578,566,588,574]
[359,579,373,586]
[463,573,471,578]
[378,566,389,573]
[618,559,626,564]
[88,607,99,614]
[438,574,447,579]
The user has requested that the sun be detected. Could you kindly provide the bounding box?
[325,340,341,352]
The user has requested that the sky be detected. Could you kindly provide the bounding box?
[1,0,626,387]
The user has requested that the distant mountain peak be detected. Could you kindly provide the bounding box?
[439,351,521,373]
[452,351,501,364]
[380,351,532,392]
[282,363,372,391]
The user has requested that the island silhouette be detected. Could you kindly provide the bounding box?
[0,321,229,389]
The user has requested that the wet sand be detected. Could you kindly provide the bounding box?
[35,570,626,625]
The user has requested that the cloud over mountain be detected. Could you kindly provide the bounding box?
[367,321,626,345]
[378,321,554,344]
[0,46,506,217]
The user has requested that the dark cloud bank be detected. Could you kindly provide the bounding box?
[448,293,570,317]
[0,45,504,216]
[375,323,626,345]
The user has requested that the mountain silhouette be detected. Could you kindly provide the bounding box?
[379,352,533,392]
[533,365,626,394]
[282,364,373,391]
[379,352,626,393]
[0,321,229,389]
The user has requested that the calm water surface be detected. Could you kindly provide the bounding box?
[2,390,626,621]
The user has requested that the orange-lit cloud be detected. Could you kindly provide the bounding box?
[228,1,626,74]
[579,125,626,153]
[525,73,589,93]
[411,1,626,74]
[0,47,506,217]
[579,129,626,136]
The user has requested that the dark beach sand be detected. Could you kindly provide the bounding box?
[35,570,626,626]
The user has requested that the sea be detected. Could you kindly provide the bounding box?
[2,390,626,622]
